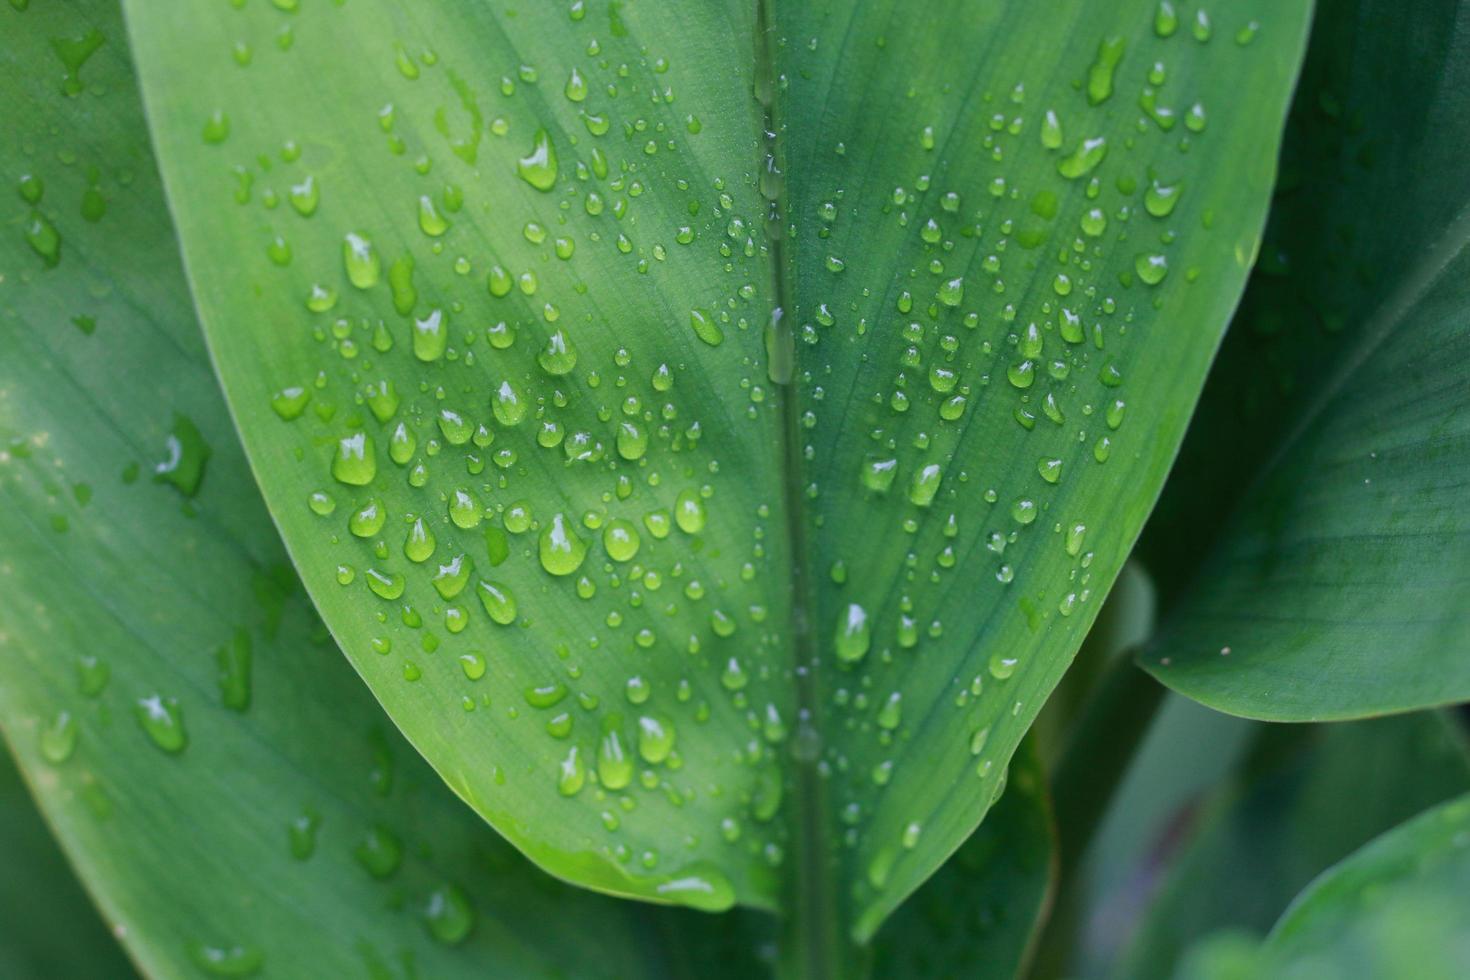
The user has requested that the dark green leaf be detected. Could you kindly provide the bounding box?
[0,749,135,979]
[1117,712,1470,978]
[1173,791,1470,979]
[123,0,1310,952]
[1140,0,1470,720]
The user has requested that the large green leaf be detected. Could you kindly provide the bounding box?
[1139,0,1470,719]
[1172,791,1470,980]
[1116,712,1470,979]
[123,0,1311,954]
[0,2,767,975]
[0,749,134,979]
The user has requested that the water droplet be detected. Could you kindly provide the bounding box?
[39,710,77,764]
[516,129,558,191]
[422,883,474,945]
[477,580,517,624]
[135,695,186,753]
[342,232,380,288]
[835,603,871,663]
[332,432,376,485]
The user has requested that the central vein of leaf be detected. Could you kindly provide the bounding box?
[752,2,854,976]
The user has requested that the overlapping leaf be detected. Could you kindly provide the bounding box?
[1118,712,1470,978]
[0,3,766,975]
[1141,0,1470,719]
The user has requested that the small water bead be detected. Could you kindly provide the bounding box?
[77,655,109,697]
[598,721,634,790]
[288,175,318,217]
[834,603,871,663]
[331,432,375,486]
[366,568,405,600]
[674,490,706,533]
[989,654,1019,680]
[603,519,641,562]
[342,232,380,288]
[271,386,310,421]
[1037,458,1063,484]
[447,489,481,530]
[39,710,78,764]
[354,826,403,878]
[1144,179,1181,218]
[201,109,231,144]
[459,652,487,681]
[1058,136,1107,179]
[876,693,903,731]
[404,518,436,562]
[689,308,724,346]
[616,421,649,461]
[1154,0,1178,36]
[288,811,319,861]
[187,943,264,977]
[437,409,473,446]
[135,695,187,753]
[937,277,965,307]
[537,327,578,375]
[1011,498,1038,525]
[430,554,472,600]
[862,456,898,493]
[539,513,587,576]
[557,746,586,796]
[908,463,942,507]
[422,884,475,946]
[412,308,448,362]
[417,194,449,237]
[1135,252,1170,285]
[1185,102,1208,133]
[1039,108,1064,150]
[516,128,559,191]
[473,579,516,624]
[1086,36,1126,105]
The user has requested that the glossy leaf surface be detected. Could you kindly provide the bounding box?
[0,3,764,975]
[1141,0,1470,719]
[125,0,1311,948]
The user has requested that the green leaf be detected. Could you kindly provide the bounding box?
[873,737,1055,979]
[0,3,767,975]
[1139,0,1470,720]
[1117,712,1470,979]
[122,0,1311,952]
[1173,792,1470,979]
[0,749,135,979]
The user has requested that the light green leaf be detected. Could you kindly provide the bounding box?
[0,749,135,979]
[1118,712,1470,979]
[1139,0,1470,720]
[0,2,766,975]
[123,0,1311,952]
[1173,792,1470,980]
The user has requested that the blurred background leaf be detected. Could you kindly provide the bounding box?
[1172,792,1470,979]
[0,750,135,978]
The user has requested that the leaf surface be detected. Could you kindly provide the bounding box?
[123,0,1311,948]
[1140,0,1470,719]
[0,3,765,976]
[1117,712,1470,979]
[1173,791,1470,979]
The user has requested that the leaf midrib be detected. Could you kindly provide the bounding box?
[750,0,848,973]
